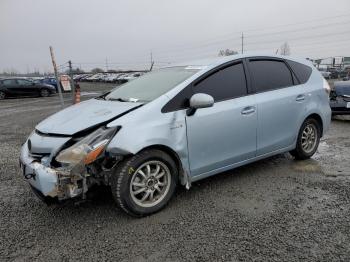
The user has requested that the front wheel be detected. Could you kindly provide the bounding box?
[290,118,321,160]
[40,89,49,97]
[111,149,178,217]
[0,91,5,100]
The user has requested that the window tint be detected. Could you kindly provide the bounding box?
[161,84,192,113]
[3,79,17,86]
[249,60,293,92]
[286,60,312,84]
[193,62,247,101]
[17,79,32,86]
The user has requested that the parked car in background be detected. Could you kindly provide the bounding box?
[329,69,348,79]
[20,54,331,216]
[39,77,58,91]
[77,74,93,82]
[0,78,56,99]
[330,81,350,115]
[123,72,143,82]
[320,71,331,79]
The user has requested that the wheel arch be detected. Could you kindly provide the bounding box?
[136,144,189,187]
[304,113,324,137]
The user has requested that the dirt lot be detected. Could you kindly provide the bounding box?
[0,82,350,261]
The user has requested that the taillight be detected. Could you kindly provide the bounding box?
[323,79,331,95]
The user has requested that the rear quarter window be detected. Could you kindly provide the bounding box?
[286,60,312,84]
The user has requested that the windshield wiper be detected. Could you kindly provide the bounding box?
[108,97,129,102]
[96,92,111,100]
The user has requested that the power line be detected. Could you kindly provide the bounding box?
[151,13,350,53]
[245,20,350,39]
[245,29,350,47]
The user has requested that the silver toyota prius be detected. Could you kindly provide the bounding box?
[20,54,332,216]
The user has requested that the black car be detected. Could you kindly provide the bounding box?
[0,78,56,100]
[330,81,350,115]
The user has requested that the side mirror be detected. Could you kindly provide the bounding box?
[187,93,214,116]
[189,93,214,109]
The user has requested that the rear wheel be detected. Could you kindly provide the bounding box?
[290,118,321,160]
[0,91,5,100]
[40,89,49,97]
[111,149,178,217]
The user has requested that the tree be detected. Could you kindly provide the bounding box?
[218,49,238,57]
[91,68,104,73]
[279,42,291,56]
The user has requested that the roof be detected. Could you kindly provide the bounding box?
[167,52,312,69]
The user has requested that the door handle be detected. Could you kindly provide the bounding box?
[241,106,256,115]
[296,94,305,102]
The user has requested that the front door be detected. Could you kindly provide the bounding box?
[2,79,18,96]
[185,61,257,177]
[16,79,37,95]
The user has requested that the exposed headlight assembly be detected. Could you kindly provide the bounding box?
[56,126,119,165]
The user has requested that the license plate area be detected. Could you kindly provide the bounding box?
[347,102,350,108]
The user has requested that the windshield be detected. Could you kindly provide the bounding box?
[105,67,199,102]
[335,85,350,95]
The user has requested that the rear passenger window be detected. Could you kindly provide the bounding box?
[286,60,312,84]
[249,60,293,92]
[193,62,247,101]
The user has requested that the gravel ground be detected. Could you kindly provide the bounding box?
[0,83,350,261]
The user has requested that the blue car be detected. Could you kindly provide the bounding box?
[40,77,58,91]
[20,54,331,216]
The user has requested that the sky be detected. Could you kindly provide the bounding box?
[0,0,349,73]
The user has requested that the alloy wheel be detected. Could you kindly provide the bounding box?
[130,160,171,208]
[301,123,318,153]
[41,89,49,97]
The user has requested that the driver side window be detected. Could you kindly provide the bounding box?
[161,62,248,113]
[193,62,248,102]
[17,79,32,86]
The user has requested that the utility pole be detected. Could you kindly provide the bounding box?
[68,60,75,103]
[149,51,154,71]
[49,46,64,107]
[241,33,244,54]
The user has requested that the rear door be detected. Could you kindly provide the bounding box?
[185,61,257,177]
[247,58,306,155]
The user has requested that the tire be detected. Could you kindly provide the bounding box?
[111,149,178,217]
[290,118,321,160]
[40,89,49,97]
[0,91,5,100]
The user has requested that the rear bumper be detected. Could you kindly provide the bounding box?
[19,142,86,200]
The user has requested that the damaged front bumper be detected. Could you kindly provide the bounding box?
[19,142,88,202]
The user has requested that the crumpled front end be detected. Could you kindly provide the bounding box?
[19,126,122,203]
[20,141,89,202]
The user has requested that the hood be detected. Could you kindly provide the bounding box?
[36,98,142,135]
[39,83,56,89]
